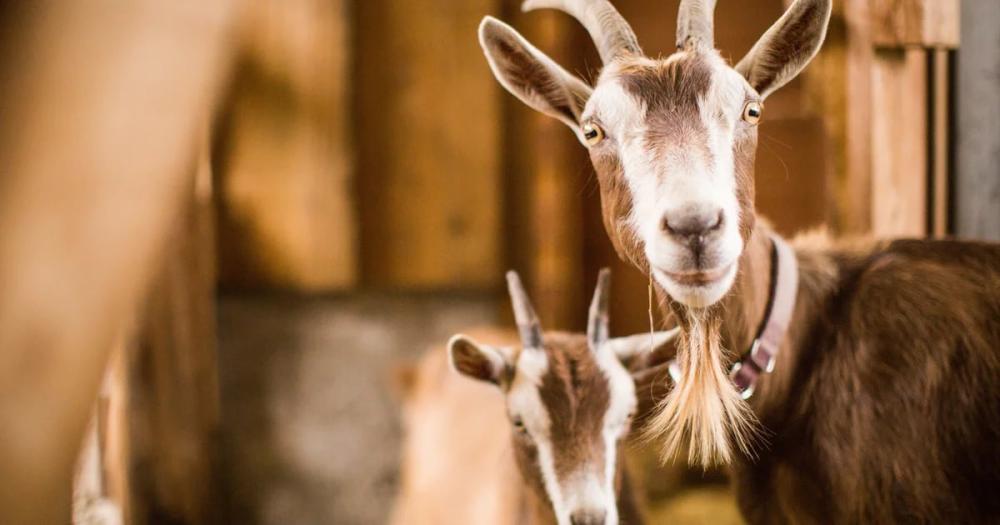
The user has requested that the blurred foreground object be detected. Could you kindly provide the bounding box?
[0,1,240,523]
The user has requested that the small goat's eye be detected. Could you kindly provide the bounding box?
[512,417,526,431]
[742,101,763,125]
[582,122,605,146]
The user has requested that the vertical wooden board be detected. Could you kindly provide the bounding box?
[870,49,928,237]
[357,0,502,290]
[127,157,221,525]
[501,7,590,330]
[834,0,877,234]
[0,1,236,522]
[755,118,831,236]
[872,0,960,49]
[215,0,356,291]
[930,50,951,237]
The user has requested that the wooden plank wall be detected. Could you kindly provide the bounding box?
[868,0,959,237]
[123,148,221,525]
[500,1,591,329]
[870,49,929,236]
[356,0,503,291]
[214,0,356,291]
[75,137,221,525]
[206,1,962,313]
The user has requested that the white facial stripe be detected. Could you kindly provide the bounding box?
[597,346,637,524]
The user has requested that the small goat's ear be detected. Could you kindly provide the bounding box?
[479,16,593,140]
[605,328,680,364]
[448,334,509,386]
[735,0,832,99]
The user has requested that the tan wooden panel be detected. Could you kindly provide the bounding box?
[0,1,237,522]
[124,145,221,525]
[357,0,502,290]
[501,6,591,330]
[870,49,929,237]
[872,0,960,49]
[216,0,356,291]
[843,0,877,234]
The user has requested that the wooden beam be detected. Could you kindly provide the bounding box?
[929,49,952,237]
[872,0,960,49]
[870,49,929,237]
[0,2,238,522]
[357,0,503,290]
[502,3,589,330]
[124,137,221,525]
[215,0,357,291]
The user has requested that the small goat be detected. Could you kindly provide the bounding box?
[479,0,1000,523]
[392,270,675,525]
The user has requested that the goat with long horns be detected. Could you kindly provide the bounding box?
[478,0,1000,523]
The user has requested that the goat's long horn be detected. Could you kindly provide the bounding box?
[506,271,544,348]
[587,268,611,349]
[676,0,717,50]
[522,0,641,64]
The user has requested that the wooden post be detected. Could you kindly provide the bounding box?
[929,49,952,237]
[501,2,590,330]
[214,0,357,291]
[0,2,238,522]
[356,0,503,291]
[871,0,960,49]
[870,49,929,237]
[867,0,960,237]
[122,136,221,525]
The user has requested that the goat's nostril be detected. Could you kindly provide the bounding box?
[570,509,607,525]
[662,207,725,239]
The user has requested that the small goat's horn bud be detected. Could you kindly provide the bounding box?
[676,0,717,50]
[506,271,543,348]
[522,0,641,64]
[587,268,611,349]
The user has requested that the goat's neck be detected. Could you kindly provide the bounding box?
[657,221,825,417]
[717,223,775,357]
[715,221,835,418]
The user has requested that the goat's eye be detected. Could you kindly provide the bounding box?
[512,417,527,433]
[582,122,605,146]
[742,101,763,125]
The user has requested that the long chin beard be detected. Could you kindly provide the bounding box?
[642,308,759,468]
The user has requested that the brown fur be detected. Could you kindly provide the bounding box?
[723,232,1000,524]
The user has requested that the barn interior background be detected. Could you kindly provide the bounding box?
[0,0,996,524]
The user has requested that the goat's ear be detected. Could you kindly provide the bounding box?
[735,0,832,99]
[448,334,509,386]
[479,16,593,140]
[605,328,680,367]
